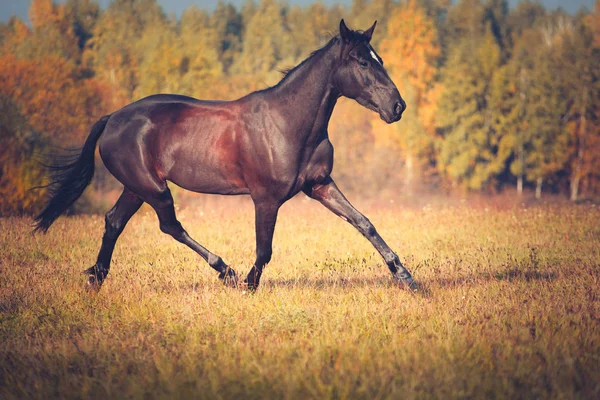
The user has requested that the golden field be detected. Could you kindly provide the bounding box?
[1,196,599,399]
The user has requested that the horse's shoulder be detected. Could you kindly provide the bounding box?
[312,137,334,162]
[300,137,334,186]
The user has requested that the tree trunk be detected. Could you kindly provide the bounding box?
[535,177,543,200]
[570,116,587,201]
[404,153,414,196]
[516,134,525,197]
[516,70,527,198]
[571,68,590,202]
[570,175,580,202]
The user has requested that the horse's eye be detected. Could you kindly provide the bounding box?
[359,59,369,68]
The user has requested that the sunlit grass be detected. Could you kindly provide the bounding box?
[1,197,599,399]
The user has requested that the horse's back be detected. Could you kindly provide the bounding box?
[100,93,239,155]
[98,94,250,196]
[105,94,228,125]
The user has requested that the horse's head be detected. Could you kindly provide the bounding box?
[333,19,405,124]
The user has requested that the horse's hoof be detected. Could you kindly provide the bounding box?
[218,268,239,288]
[243,267,262,292]
[393,273,418,291]
[85,276,102,293]
[83,266,104,293]
[243,279,259,293]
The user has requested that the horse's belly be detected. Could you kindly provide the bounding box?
[156,116,251,195]
[167,168,250,195]
[162,144,250,195]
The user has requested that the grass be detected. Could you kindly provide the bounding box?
[1,196,599,399]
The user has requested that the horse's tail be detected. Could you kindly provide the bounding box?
[34,115,111,233]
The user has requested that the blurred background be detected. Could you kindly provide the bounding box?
[0,0,598,215]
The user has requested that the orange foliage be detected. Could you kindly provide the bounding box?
[0,52,126,214]
[29,0,55,29]
[379,0,441,134]
[0,54,122,146]
[1,0,599,215]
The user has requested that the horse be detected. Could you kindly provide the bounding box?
[34,20,415,291]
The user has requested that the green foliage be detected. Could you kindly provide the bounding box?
[210,1,243,73]
[502,24,569,187]
[437,28,505,190]
[233,0,293,82]
[84,0,168,97]
[179,7,225,97]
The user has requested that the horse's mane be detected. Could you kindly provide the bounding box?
[277,34,339,82]
[277,28,372,82]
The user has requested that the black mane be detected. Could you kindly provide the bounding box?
[276,28,372,84]
[277,36,340,83]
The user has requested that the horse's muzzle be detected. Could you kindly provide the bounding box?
[393,100,406,120]
[380,99,405,124]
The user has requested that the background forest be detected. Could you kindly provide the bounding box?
[1,0,599,215]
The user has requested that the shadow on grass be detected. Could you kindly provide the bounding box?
[259,266,557,294]
[264,275,396,289]
[492,268,557,283]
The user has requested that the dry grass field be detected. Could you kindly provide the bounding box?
[1,195,599,399]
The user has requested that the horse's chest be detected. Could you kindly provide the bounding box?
[301,139,334,184]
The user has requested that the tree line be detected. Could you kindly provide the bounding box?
[1,0,599,215]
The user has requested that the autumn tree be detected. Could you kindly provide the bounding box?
[0,1,120,214]
[179,7,225,98]
[379,0,441,192]
[349,0,395,46]
[287,1,340,61]
[65,0,101,50]
[437,27,506,190]
[210,1,243,73]
[505,0,546,45]
[585,0,600,197]
[84,0,167,98]
[561,11,600,200]
[233,0,294,86]
[2,0,600,212]
[8,0,81,63]
[0,94,48,215]
[497,23,569,198]
[134,19,184,97]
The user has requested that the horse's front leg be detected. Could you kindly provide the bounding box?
[245,199,280,290]
[303,177,415,288]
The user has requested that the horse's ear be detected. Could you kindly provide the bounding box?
[363,20,376,42]
[339,19,351,42]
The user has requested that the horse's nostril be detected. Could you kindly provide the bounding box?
[394,101,402,116]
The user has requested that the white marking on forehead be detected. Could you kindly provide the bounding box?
[369,47,381,65]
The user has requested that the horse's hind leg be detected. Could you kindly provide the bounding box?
[146,186,238,285]
[86,188,143,289]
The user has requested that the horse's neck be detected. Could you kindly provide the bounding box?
[268,42,340,142]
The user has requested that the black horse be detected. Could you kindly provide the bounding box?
[35,20,415,291]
